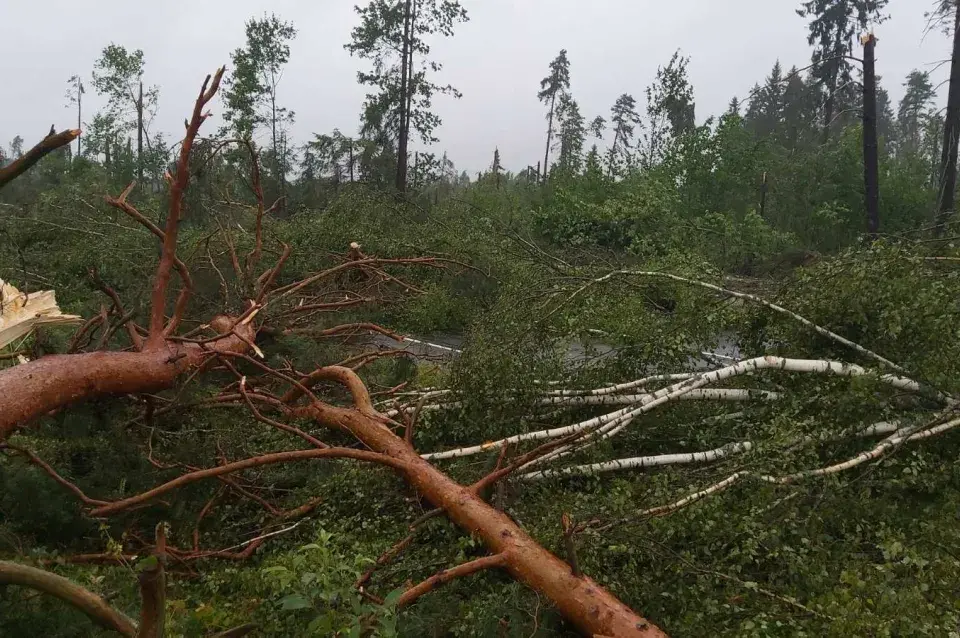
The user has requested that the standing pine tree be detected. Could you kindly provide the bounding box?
[606,93,641,175]
[346,0,468,193]
[797,0,889,143]
[223,13,297,211]
[644,51,696,165]
[491,147,502,189]
[745,61,785,139]
[553,93,586,178]
[726,97,742,117]
[538,50,571,183]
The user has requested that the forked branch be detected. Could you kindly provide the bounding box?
[149,67,225,343]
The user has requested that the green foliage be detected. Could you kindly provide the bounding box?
[223,13,298,140]
[168,532,398,636]
[346,0,468,147]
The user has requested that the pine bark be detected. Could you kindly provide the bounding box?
[298,394,666,638]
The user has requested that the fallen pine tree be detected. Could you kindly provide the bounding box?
[0,67,665,637]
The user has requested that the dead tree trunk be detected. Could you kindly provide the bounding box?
[862,34,880,239]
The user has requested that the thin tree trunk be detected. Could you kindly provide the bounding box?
[271,90,286,215]
[936,2,960,236]
[77,83,82,158]
[759,171,768,219]
[412,151,419,189]
[395,0,413,193]
[280,131,287,214]
[349,141,355,183]
[862,34,880,239]
[543,93,556,182]
[137,81,144,183]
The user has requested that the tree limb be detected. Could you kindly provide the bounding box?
[0,129,80,190]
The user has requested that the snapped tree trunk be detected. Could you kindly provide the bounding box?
[862,34,880,239]
[936,2,960,236]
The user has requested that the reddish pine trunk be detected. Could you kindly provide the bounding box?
[298,397,666,638]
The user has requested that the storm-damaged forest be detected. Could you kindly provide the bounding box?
[2,1,960,636]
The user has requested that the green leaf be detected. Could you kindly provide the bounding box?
[307,614,333,634]
[383,586,404,608]
[279,593,312,610]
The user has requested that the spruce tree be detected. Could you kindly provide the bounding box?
[538,50,571,182]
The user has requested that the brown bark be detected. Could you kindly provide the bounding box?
[0,561,137,636]
[0,128,80,189]
[293,367,665,638]
[151,67,224,342]
[397,553,506,607]
[0,318,253,442]
[88,447,407,518]
[136,524,166,638]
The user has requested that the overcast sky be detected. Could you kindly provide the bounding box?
[1,0,952,174]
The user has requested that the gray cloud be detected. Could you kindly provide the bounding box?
[1,0,951,174]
